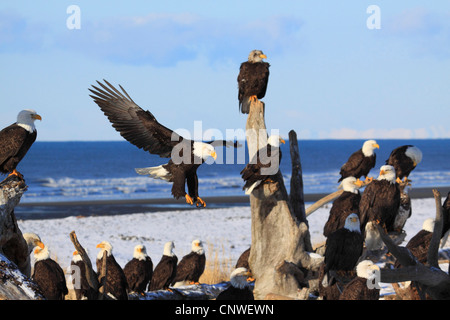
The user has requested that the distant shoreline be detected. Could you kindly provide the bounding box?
[15,186,449,220]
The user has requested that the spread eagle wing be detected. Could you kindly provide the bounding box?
[89,80,186,158]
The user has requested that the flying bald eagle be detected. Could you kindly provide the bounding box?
[385,145,423,184]
[237,50,270,114]
[171,240,205,286]
[0,109,41,179]
[32,241,68,300]
[216,268,254,300]
[323,177,362,237]
[240,135,285,194]
[338,140,379,183]
[89,80,240,207]
[123,245,153,295]
[96,241,129,300]
[359,165,401,242]
[70,250,97,300]
[149,241,178,291]
[339,260,380,300]
[324,213,364,277]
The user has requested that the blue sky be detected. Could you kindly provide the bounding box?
[1,1,449,141]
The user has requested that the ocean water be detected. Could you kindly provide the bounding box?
[14,139,450,204]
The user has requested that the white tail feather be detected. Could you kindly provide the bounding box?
[135,165,171,181]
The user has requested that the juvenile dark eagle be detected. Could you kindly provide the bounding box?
[237,50,270,114]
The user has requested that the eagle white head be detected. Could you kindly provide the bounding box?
[33,241,50,262]
[405,146,423,167]
[17,109,42,133]
[422,218,435,233]
[267,135,286,148]
[248,50,267,63]
[133,244,148,261]
[230,267,252,289]
[344,213,361,233]
[72,250,87,263]
[163,241,176,257]
[23,232,42,254]
[377,165,396,184]
[193,142,217,163]
[339,176,362,194]
[362,140,379,157]
[191,239,205,255]
[356,260,380,280]
[96,241,113,259]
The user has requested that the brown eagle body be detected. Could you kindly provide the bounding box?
[359,179,401,233]
[240,135,284,194]
[339,140,379,183]
[149,255,178,291]
[323,191,361,238]
[237,50,270,114]
[123,256,153,294]
[96,253,129,300]
[33,258,68,300]
[385,145,422,181]
[216,285,254,300]
[171,251,205,285]
[339,276,380,300]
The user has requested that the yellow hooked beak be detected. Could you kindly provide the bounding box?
[260,54,267,59]
[280,138,286,144]
[96,243,104,249]
[354,180,363,187]
[373,143,379,149]
[137,247,143,253]
[34,241,45,254]
[211,151,217,160]
[350,217,359,223]
[379,170,385,176]
[32,114,42,121]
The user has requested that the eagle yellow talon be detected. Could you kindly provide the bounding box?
[196,197,206,208]
[185,194,194,205]
[396,177,402,184]
[8,169,23,179]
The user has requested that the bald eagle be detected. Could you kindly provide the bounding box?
[237,50,270,114]
[339,260,380,300]
[32,241,68,300]
[240,135,285,194]
[385,145,423,183]
[0,109,41,179]
[149,241,178,291]
[89,80,239,207]
[123,245,153,295]
[324,213,364,278]
[359,165,401,239]
[70,250,97,300]
[216,268,254,300]
[171,239,205,286]
[323,177,362,237]
[96,241,129,300]
[338,140,379,183]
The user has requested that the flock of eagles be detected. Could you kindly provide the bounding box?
[1,50,450,301]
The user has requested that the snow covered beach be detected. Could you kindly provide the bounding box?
[16,192,450,299]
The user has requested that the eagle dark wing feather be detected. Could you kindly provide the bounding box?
[89,80,185,158]
[172,252,205,284]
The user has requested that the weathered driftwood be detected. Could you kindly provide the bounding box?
[288,130,307,225]
[0,175,31,277]
[378,189,450,300]
[69,230,100,299]
[245,100,321,300]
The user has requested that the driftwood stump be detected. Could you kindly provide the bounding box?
[0,175,30,277]
[245,100,321,300]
